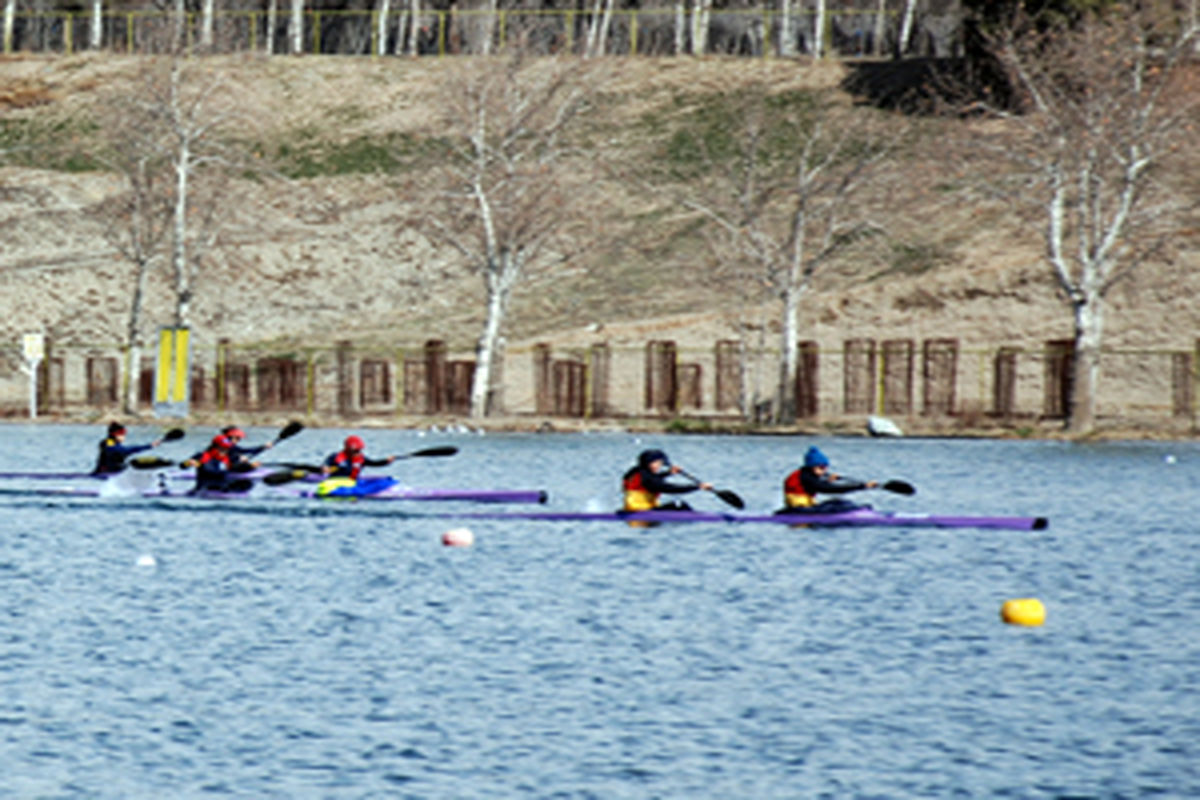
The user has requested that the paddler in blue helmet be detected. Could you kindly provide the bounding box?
[782,446,877,511]
[92,421,166,475]
[622,448,712,512]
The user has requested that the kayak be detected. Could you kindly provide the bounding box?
[0,483,549,505]
[387,507,1049,530]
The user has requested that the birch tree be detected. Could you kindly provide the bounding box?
[90,0,102,49]
[291,0,304,54]
[647,87,898,422]
[3,0,15,54]
[969,7,1198,433]
[122,56,235,329]
[407,56,600,418]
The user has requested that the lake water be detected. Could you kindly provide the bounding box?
[1,423,1198,798]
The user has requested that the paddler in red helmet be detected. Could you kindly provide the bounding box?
[622,448,711,512]
[221,425,273,469]
[323,435,396,480]
[192,432,258,493]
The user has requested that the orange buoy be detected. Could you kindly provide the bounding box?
[1001,598,1046,627]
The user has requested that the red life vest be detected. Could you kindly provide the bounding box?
[331,450,367,479]
[199,435,233,469]
[783,469,815,508]
[622,467,658,511]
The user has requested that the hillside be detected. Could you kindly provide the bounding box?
[1,52,1198,428]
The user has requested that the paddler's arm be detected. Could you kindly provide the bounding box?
[362,455,396,468]
[644,469,711,494]
[809,474,878,494]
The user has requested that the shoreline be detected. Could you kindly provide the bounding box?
[4,411,1196,443]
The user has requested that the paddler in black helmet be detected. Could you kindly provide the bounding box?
[781,446,878,511]
[92,421,166,475]
[622,448,712,512]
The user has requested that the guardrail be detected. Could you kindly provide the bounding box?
[2,335,1196,432]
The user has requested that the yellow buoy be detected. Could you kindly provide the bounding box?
[1001,598,1046,627]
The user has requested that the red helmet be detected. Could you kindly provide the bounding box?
[222,426,246,440]
[344,435,365,451]
[212,435,233,449]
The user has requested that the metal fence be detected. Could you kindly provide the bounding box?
[0,7,941,59]
[2,335,1198,431]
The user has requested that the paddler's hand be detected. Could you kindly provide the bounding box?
[698,482,713,491]
[866,480,879,489]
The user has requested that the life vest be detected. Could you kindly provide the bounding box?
[199,442,232,469]
[330,450,366,479]
[783,469,815,508]
[622,466,659,511]
[94,436,122,474]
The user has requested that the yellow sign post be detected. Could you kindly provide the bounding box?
[154,327,191,417]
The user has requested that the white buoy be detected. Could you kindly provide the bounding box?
[1164,454,1177,465]
[135,554,157,568]
[442,528,474,548]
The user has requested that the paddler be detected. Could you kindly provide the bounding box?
[192,433,257,493]
[622,449,711,512]
[92,422,165,475]
[322,435,396,480]
[781,446,878,511]
[222,426,273,470]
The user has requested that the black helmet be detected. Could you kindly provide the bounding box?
[638,449,669,468]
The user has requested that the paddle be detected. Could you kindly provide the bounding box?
[262,445,460,486]
[270,420,304,446]
[677,468,745,510]
[126,428,188,470]
[881,479,916,496]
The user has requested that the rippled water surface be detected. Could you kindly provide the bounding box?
[1,424,1199,798]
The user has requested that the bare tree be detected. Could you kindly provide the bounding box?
[646,87,899,422]
[88,54,239,407]
[88,139,173,413]
[407,55,601,418]
[969,8,1198,433]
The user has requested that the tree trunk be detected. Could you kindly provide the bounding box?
[172,141,191,328]
[813,0,825,59]
[265,0,276,53]
[674,0,685,54]
[471,255,516,418]
[123,258,151,414]
[90,0,102,49]
[779,0,792,57]
[1067,297,1103,434]
[405,0,419,55]
[290,0,303,54]
[200,0,214,48]
[691,0,710,54]
[4,0,17,53]
[873,0,887,57]
[376,0,391,56]
[776,206,809,423]
[896,0,915,58]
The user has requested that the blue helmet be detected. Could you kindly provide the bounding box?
[803,446,830,468]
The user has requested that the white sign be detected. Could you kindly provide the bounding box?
[22,333,45,363]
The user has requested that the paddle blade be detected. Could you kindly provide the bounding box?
[162,428,186,442]
[263,469,308,486]
[713,488,745,510]
[130,456,176,470]
[276,421,304,442]
[404,446,459,459]
[882,479,916,496]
